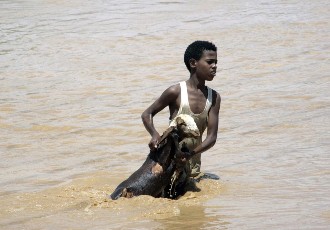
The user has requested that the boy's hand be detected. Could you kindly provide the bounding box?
[149,133,161,151]
[176,150,193,164]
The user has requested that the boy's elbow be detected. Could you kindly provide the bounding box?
[209,135,217,147]
[141,110,151,122]
[141,112,147,122]
[210,139,216,148]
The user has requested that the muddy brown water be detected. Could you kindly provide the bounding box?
[0,0,329,229]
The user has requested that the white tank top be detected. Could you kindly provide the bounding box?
[176,81,213,138]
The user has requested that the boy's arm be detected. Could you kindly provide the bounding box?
[191,91,221,156]
[141,85,180,150]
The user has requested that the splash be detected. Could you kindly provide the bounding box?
[0,172,222,228]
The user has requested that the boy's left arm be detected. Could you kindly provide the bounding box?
[190,91,221,157]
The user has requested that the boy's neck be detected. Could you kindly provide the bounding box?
[187,75,206,90]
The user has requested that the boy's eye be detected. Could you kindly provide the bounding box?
[207,60,217,65]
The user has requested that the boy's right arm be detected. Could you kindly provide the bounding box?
[141,85,179,150]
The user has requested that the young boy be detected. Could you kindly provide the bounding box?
[141,40,221,177]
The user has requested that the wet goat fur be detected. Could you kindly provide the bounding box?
[110,126,184,200]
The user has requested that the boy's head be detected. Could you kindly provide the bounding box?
[184,41,217,72]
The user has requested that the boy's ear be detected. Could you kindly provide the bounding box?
[189,58,197,70]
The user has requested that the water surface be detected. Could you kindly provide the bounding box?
[0,0,329,229]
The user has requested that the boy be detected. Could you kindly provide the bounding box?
[141,40,221,177]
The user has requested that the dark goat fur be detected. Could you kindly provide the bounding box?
[110,126,187,200]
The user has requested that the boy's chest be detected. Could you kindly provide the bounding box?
[187,89,208,114]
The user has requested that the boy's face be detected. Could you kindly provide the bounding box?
[194,50,217,81]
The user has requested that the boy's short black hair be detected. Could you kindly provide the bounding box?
[184,40,217,72]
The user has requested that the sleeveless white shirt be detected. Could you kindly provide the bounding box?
[176,81,213,138]
[171,81,213,176]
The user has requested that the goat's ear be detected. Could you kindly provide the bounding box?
[159,126,175,144]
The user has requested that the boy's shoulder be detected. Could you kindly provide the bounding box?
[206,85,221,106]
[205,85,220,96]
[164,83,181,94]
[207,85,220,94]
[159,83,181,101]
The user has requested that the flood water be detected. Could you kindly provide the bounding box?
[0,0,329,229]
